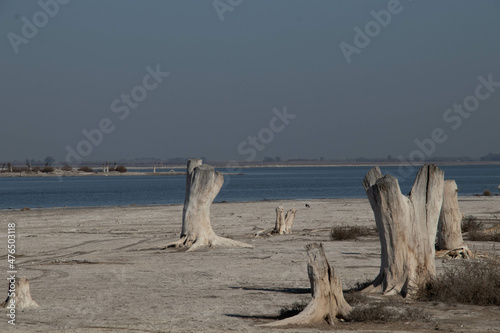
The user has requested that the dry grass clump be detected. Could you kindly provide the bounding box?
[41,166,54,173]
[462,216,500,242]
[461,215,481,233]
[343,293,426,323]
[115,165,127,173]
[483,189,493,196]
[12,166,26,172]
[469,231,500,242]
[277,300,308,319]
[330,225,375,241]
[347,303,424,322]
[60,165,73,171]
[343,291,369,304]
[416,259,500,305]
[78,166,94,173]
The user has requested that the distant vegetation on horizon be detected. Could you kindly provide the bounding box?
[2,153,500,168]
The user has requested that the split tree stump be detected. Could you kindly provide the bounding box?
[274,206,285,234]
[284,209,296,234]
[273,207,297,234]
[361,164,444,297]
[167,159,252,251]
[436,180,472,258]
[2,277,39,309]
[262,243,351,327]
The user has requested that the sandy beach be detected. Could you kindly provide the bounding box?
[1,197,499,333]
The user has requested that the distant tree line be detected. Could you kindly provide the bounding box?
[263,156,282,163]
[480,153,500,161]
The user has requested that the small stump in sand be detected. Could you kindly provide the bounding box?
[166,159,253,252]
[2,277,39,310]
[262,243,351,327]
[273,206,297,235]
[254,206,297,237]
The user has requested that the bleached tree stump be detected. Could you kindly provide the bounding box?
[284,208,297,234]
[436,180,472,259]
[262,243,351,327]
[167,159,252,252]
[273,207,297,235]
[273,206,286,234]
[361,164,444,297]
[2,277,39,309]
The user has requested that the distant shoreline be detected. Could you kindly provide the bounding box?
[0,170,247,178]
[0,170,186,178]
[1,161,499,177]
[212,160,500,169]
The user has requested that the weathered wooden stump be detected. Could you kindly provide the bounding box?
[262,243,351,326]
[436,180,472,259]
[274,206,286,234]
[273,207,297,234]
[361,164,444,297]
[284,208,296,234]
[166,159,253,251]
[1,277,39,310]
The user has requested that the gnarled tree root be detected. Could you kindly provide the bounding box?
[260,243,351,327]
[436,245,473,259]
[167,235,253,252]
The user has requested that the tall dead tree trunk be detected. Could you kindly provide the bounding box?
[262,243,351,327]
[167,159,253,252]
[436,180,472,258]
[2,277,39,309]
[361,164,444,297]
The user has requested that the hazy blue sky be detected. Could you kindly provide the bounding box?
[1,0,499,163]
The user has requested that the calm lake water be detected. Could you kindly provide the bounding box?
[0,165,499,210]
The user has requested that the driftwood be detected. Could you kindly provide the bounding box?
[262,243,351,327]
[2,277,39,310]
[273,207,297,234]
[437,180,472,258]
[361,164,444,297]
[167,159,253,251]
